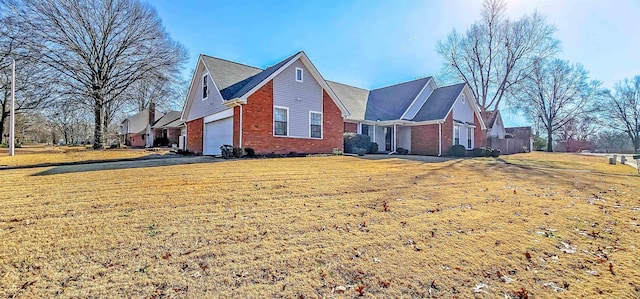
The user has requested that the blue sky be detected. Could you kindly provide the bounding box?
[149,0,640,126]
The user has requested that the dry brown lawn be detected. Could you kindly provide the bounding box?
[0,152,639,298]
[0,144,169,167]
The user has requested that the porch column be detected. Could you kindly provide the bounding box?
[393,124,397,152]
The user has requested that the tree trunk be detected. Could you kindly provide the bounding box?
[93,101,105,149]
[546,127,553,152]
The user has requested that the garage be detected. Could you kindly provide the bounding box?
[203,116,233,155]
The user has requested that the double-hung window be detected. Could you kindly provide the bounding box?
[274,107,288,136]
[467,127,473,148]
[310,112,322,138]
[454,125,460,145]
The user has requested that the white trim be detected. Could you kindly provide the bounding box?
[204,109,234,123]
[295,67,304,83]
[309,111,323,139]
[441,85,487,131]
[181,56,227,122]
[202,72,209,101]
[273,106,289,137]
[438,123,442,156]
[239,52,351,117]
[400,78,433,120]
[239,105,243,148]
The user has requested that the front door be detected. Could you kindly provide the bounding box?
[384,127,392,151]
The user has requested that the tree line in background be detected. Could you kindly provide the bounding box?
[0,0,187,149]
[0,0,637,153]
[438,0,640,153]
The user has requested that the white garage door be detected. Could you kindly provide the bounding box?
[203,117,233,155]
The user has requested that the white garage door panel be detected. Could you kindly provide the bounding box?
[203,117,233,155]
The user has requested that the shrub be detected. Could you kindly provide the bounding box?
[232,147,243,158]
[153,137,169,147]
[450,144,466,157]
[354,147,367,156]
[396,147,409,155]
[332,148,343,155]
[472,147,486,157]
[220,144,233,158]
[491,148,501,157]
[244,147,255,157]
[368,142,378,154]
[344,133,371,154]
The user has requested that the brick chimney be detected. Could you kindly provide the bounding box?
[148,102,155,125]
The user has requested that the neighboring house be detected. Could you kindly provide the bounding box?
[482,110,506,139]
[120,104,164,147]
[481,109,533,154]
[150,110,184,147]
[181,51,350,155]
[331,77,486,156]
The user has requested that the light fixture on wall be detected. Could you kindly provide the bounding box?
[296,97,301,101]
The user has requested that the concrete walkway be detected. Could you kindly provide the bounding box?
[581,153,639,169]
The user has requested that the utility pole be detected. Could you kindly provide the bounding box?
[2,58,15,156]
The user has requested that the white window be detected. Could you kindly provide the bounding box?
[454,125,460,145]
[295,67,303,83]
[274,107,288,136]
[310,112,322,138]
[460,93,465,104]
[202,73,209,100]
[467,127,473,148]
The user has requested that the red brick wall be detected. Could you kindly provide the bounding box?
[128,133,146,147]
[344,122,358,133]
[186,118,203,154]
[233,105,241,147]
[240,80,344,154]
[166,128,181,146]
[474,113,484,148]
[410,114,454,156]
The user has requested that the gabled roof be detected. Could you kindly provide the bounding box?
[365,77,432,121]
[122,109,164,134]
[200,55,262,100]
[152,111,182,128]
[482,110,500,129]
[225,52,300,100]
[411,83,466,122]
[327,81,369,120]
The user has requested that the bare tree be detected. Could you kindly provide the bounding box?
[605,76,640,153]
[0,3,57,144]
[437,0,559,113]
[513,59,602,152]
[7,0,187,149]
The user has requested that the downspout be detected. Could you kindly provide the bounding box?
[438,123,442,156]
[239,104,243,148]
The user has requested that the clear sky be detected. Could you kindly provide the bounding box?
[149,0,640,126]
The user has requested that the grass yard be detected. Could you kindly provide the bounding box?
[0,144,170,167]
[0,152,639,298]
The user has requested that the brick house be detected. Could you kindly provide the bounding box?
[120,104,164,147]
[330,77,486,156]
[180,51,350,155]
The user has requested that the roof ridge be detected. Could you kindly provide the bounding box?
[371,76,432,91]
[436,82,466,89]
[200,54,263,71]
[326,80,369,91]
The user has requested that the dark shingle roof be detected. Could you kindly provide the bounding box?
[412,83,466,122]
[364,77,431,121]
[227,52,300,100]
[201,55,262,100]
[152,111,182,128]
[482,110,499,128]
[201,52,301,100]
[327,81,369,120]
